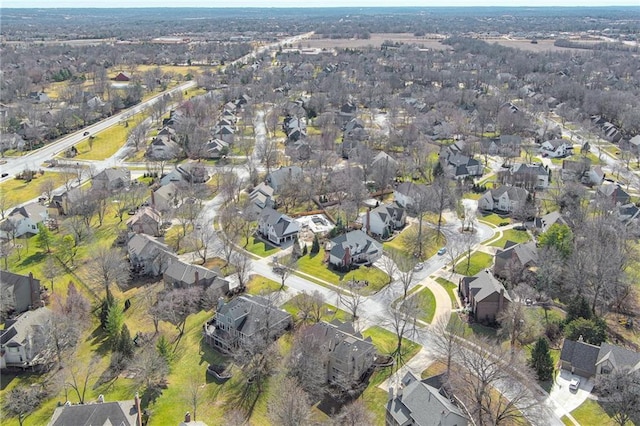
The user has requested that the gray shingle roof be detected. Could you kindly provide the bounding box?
[329,230,382,260]
[596,343,640,372]
[259,207,299,239]
[48,400,139,426]
[463,270,512,303]
[560,339,600,377]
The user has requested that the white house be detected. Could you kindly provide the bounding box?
[328,230,383,268]
[362,203,406,238]
[478,186,529,213]
[0,203,49,239]
[540,139,572,158]
[257,207,299,245]
[0,307,52,369]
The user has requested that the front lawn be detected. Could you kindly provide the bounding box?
[488,229,532,248]
[0,171,69,206]
[413,287,436,323]
[245,274,284,295]
[383,223,443,261]
[75,114,146,160]
[281,294,350,323]
[435,277,459,308]
[454,251,494,276]
[567,399,616,426]
[244,236,280,257]
[478,212,511,227]
[361,325,421,360]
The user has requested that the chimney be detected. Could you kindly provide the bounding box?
[217,297,225,311]
[134,392,142,426]
[151,190,156,208]
[194,270,199,285]
[29,273,39,310]
[366,207,371,234]
[498,288,505,313]
[387,387,394,401]
[185,412,191,423]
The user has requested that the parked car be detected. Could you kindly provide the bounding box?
[569,378,580,391]
[413,262,424,271]
[437,247,447,255]
[83,131,90,136]
[1,173,8,178]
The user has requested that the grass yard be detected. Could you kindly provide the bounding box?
[487,229,532,248]
[413,287,436,323]
[362,326,421,360]
[244,236,280,257]
[421,360,447,379]
[449,313,502,340]
[463,192,483,200]
[74,114,146,160]
[435,277,459,308]
[478,212,511,227]
[567,399,616,426]
[0,171,69,206]
[383,224,443,262]
[281,294,351,323]
[454,251,494,276]
[245,274,283,295]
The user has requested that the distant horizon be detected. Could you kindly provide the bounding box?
[3,2,639,9]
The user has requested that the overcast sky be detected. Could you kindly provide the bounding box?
[2,0,639,8]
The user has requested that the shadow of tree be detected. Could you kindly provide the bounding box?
[87,325,112,356]
[19,252,46,268]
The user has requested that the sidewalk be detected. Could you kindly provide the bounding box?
[377,346,438,392]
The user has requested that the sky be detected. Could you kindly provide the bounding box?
[2,0,639,7]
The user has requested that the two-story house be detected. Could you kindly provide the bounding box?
[0,307,52,369]
[92,168,131,191]
[493,241,538,280]
[540,139,572,158]
[459,270,511,323]
[477,186,529,213]
[0,202,49,239]
[163,257,228,294]
[508,163,549,190]
[1,271,42,317]
[328,230,383,269]
[363,203,406,239]
[257,207,299,245]
[127,233,175,277]
[394,182,429,212]
[126,206,163,237]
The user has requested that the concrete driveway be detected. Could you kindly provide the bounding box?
[547,369,594,421]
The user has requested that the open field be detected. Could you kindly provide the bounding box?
[487,38,599,53]
[0,171,68,206]
[304,33,452,50]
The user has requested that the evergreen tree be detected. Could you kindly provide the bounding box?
[156,334,174,364]
[529,337,554,381]
[117,324,135,359]
[566,295,592,324]
[292,234,302,259]
[99,289,116,328]
[310,234,320,255]
[36,223,53,253]
[302,244,308,255]
[565,317,607,345]
[105,303,125,349]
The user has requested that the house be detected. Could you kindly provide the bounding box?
[113,72,131,81]
[617,203,640,225]
[203,295,292,352]
[163,258,228,293]
[147,135,180,160]
[439,150,483,179]
[304,320,376,386]
[150,183,179,212]
[286,139,311,161]
[586,166,605,186]
[328,230,383,269]
[394,182,428,211]
[480,134,521,157]
[529,211,566,234]
[283,116,307,142]
[342,118,368,158]
[0,307,52,369]
[28,91,49,104]
[540,139,572,158]
[493,241,538,279]
[212,124,235,144]
[0,202,49,239]
[386,371,471,426]
[249,182,275,216]
[265,166,302,193]
[51,186,86,216]
[127,233,175,277]
[126,206,163,237]
[458,270,511,323]
[372,151,399,174]
[595,342,640,375]
[338,101,357,124]
[204,138,229,159]
[363,203,406,239]
[161,163,209,185]
[508,163,549,190]
[1,271,42,316]
[0,133,26,153]
[560,339,640,379]
[597,183,630,206]
[257,207,299,245]
[48,394,142,426]
[478,186,529,213]
[561,159,590,182]
[92,168,131,191]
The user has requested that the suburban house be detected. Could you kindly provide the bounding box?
[477,186,529,213]
[327,230,383,269]
[249,183,275,216]
[363,203,406,239]
[480,134,521,157]
[265,166,303,193]
[395,183,427,211]
[617,203,640,225]
[338,101,357,124]
[127,233,175,276]
[0,307,52,369]
[257,207,300,245]
[212,124,235,144]
[51,186,86,216]
[48,394,142,426]
[161,163,209,185]
[0,133,26,153]
[529,211,566,234]
[342,118,368,158]
[597,183,630,206]
[283,115,307,142]
[559,160,605,187]
[439,149,483,179]
[113,72,131,81]
[203,295,292,352]
[586,166,605,186]
[150,183,179,212]
[1,271,42,316]
[540,139,572,158]
[386,371,471,426]
[560,338,640,379]
[304,320,376,386]
[0,202,49,239]
[163,258,228,293]
[147,134,180,160]
[507,163,549,190]
[371,151,399,176]
[92,168,131,191]
[204,138,229,159]
[126,206,163,237]
[493,241,538,279]
[459,270,512,323]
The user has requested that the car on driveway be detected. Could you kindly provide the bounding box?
[437,247,447,255]
[413,262,424,271]
[569,378,580,391]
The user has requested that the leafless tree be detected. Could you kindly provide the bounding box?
[274,255,298,290]
[292,290,325,324]
[396,255,417,300]
[3,385,46,426]
[337,280,365,323]
[66,355,100,404]
[183,372,206,423]
[431,314,465,376]
[222,409,248,426]
[187,224,216,265]
[333,399,375,426]
[154,286,202,337]
[132,346,169,394]
[382,297,420,365]
[89,246,130,292]
[380,252,398,286]
[231,251,252,289]
[267,376,314,426]
[63,214,93,246]
[497,302,537,351]
[38,177,56,203]
[597,368,640,426]
[128,120,151,152]
[287,326,329,399]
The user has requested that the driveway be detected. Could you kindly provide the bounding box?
[547,369,594,422]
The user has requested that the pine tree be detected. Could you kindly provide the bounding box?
[302,244,308,255]
[292,235,302,259]
[529,337,554,381]
[105,303,125,349]
[36,223,53,253]
[310,234,320,255]
[156,334,174,364]
[117,324,135,359]
[566,295,592,323]
[100,289,116,328]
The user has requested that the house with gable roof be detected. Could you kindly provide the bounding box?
[127,233,175,277]
[597,183,630,206]
[507,163,549,190]
[327,230,383,269]
[478,185,529,213]
[0,202,49,239]
[459,270,511,323]
[163,258,227,293]
[265,166,302,193]
[126,206,163,237]
[1,271,42,316]
[394,182,429,211]
[149,182,179,212]
[1,307,52,369]
[92,168,131,191]
[493,241,538,279]
[248,182,275,217]
[540,139,572,158]
[257,207,299,245]
[362,203,406,239]
[48,394,142,426]
[560,339,640,379]
[439,149,483,179]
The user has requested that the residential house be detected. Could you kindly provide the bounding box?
[493,241,538,279]
[1,271,42,316]
[212,124,235,144]
[265,166,302,193]
[0,133,26,153]
[529,211,566,234]
[477,186,529,213]
[48,394,142,426]
[204,295,292,352]
[342,118,368,158]
[257,207,300,245]
[363,203,406,239]
[560,159,591,183]
[507,163,549,190]
[163,258,228,293]
[150,183,179,212]
[560,339,640,379]
[283,116,307,142]
[459,270,512,323]
[51,186,86,216]
[586,166,605,186]
[617,203,640,225]
[480,134,521,157]
[304,320,376,386]
[249,183,275,216]
[161,163,209,185]
[338,101,357,125]
[439,150,483,179]
[328,230,383,269]
[204,138,229,159]
[0,307,52,369]
[126,206,163,237]
[595,342,640,375]
[286,139,311,161]
[92,168,131,191]
[386,371,471,426]
[113,72,131,81]
[28,91,49,104]
[127,233,175,276]
[0,202,49,239]
[597,183,630,206]
[394,182,428,211]
[540,139,572,158]
[147,135,180,160]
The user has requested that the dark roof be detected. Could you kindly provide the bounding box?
[329,230,382,260]
[596,343,640,372]
[216,295,291,338]
[259,207,299,238]
[560,339,600,377]
[48,400,139,426]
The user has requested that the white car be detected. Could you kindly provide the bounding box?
[569,378,580,391]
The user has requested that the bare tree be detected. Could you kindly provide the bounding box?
[128,120,151,152]
[183,372,205,423]
[267,376,314,426]
[3,386,46,426]
[396,255,417,300]
[380,252,398,286]
[89,246,130,292]
[431,314,465,376]
[333,399,375,426]
[337,280,365,323]
[132,346,169,395]
[154,286,202,337]
[382,297,420,365]
[292,290,325,324]
[597,368,640,426]
[497,301,536,351]
[231,251,252,289]
[187,224,216,265]
[66,355,99,404]
[287,326,329,399]
[38,176,56,203]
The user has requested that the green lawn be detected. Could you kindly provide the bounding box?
[462,192,483,200]
[435,277,459,308]
[361,325,421,359]
[0,171,69,206]
[449,313,502,340]
[478,212,511,227]
[244,236,280,257]
[487,229,532,248]
[413,287,436,323]
[567,399,616,426]
[74,114,146,160]
[421,360,447,379]
[454,251,494,276]
[245,274,284,295]
[383,224,443,262]
[281,294,351,323]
